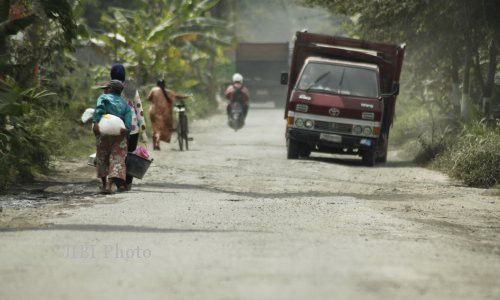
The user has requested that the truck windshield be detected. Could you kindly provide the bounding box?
[297,62,379,98]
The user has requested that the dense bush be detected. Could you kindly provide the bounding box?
[433,123,500,188]
[413,135,452,165]
[0,79,53,189]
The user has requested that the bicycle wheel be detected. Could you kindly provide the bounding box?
[183,116,189,151]
[177,118,183,151]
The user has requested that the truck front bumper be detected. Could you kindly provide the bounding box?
[287,128,377,152]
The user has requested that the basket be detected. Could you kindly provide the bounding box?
[126,152,153,179]
[87,153,96,167]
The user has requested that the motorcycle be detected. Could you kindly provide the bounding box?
[227,102,245,131]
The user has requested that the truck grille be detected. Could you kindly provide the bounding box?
[314,121,353,134]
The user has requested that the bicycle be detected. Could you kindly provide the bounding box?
[174,98,191,151]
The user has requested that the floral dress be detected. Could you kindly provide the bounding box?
[95,135,128,180]
[122,85,146,135]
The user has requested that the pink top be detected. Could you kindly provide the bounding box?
[225,83,249,104]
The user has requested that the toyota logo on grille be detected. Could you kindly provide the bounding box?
[329,108,340,117]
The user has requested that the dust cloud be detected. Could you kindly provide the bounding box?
[235,0,348,43]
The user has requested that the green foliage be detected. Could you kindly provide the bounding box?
[1,0,77,70]
[0,1,81,190]
[95,0,231,97]
[38,0,77,44]
[0,78,54,189]
[0,0,231,191]
[433,123,500,188]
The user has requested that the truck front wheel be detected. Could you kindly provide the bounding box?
[362,150,376,166]
[299,145,311,158]
[376,133,389,163]
[376,148,388,163]
[287,139,300,159]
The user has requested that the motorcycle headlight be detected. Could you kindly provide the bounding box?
[295,118,304,128]
[304,119,314,128]
[363,126,372,136]
[353,125,363,135]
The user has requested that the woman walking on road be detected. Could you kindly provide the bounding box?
[92,80,132,194]
[147,79,176,150]
[110,64,147,190]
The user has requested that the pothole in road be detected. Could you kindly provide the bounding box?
[0,181,99,210]
[224,199,245,202]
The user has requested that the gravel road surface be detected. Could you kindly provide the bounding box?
[1,108,499,300]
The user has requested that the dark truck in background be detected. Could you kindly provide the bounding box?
[282,32,405,166]
[236,43,289,107]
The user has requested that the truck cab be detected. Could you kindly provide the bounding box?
[283,32,405,166]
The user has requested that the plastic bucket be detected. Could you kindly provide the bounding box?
[126,153,153,179]
[87,153,96,167]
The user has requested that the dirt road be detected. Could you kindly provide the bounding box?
[0,108,499,300]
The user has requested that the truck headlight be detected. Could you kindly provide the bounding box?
[353,125,362,135]
[295,118,304,128]
[363,126,372,136]
[304,119,314,128]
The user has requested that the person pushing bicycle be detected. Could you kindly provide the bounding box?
[147,79,190,151]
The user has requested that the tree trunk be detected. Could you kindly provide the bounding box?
[482,40,497,116]
[206,56,217,105]
[472,46,484,96]
[450,51,461,115]
[461,43,472,121]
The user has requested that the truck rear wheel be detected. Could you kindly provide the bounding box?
[287,139,300,159]
[362,150,376,166]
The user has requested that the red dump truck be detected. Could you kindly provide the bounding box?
[281,32,405,166]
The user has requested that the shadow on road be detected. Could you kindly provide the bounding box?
[0,223,267,234]
[307,155,415,168]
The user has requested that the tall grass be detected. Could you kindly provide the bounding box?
[433,123,500,188]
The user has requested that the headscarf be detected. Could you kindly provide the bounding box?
[110,64,126,82]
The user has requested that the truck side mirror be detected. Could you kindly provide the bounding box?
[280,72,289,85]
[392,82,400,96]
[380,82,400,100]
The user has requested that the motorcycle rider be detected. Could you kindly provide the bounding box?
[225,73,249,122]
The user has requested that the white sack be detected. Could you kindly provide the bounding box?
[98,114,126,136]
[81,108,95,123]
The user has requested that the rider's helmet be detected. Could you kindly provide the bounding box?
[232,73,243,83]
